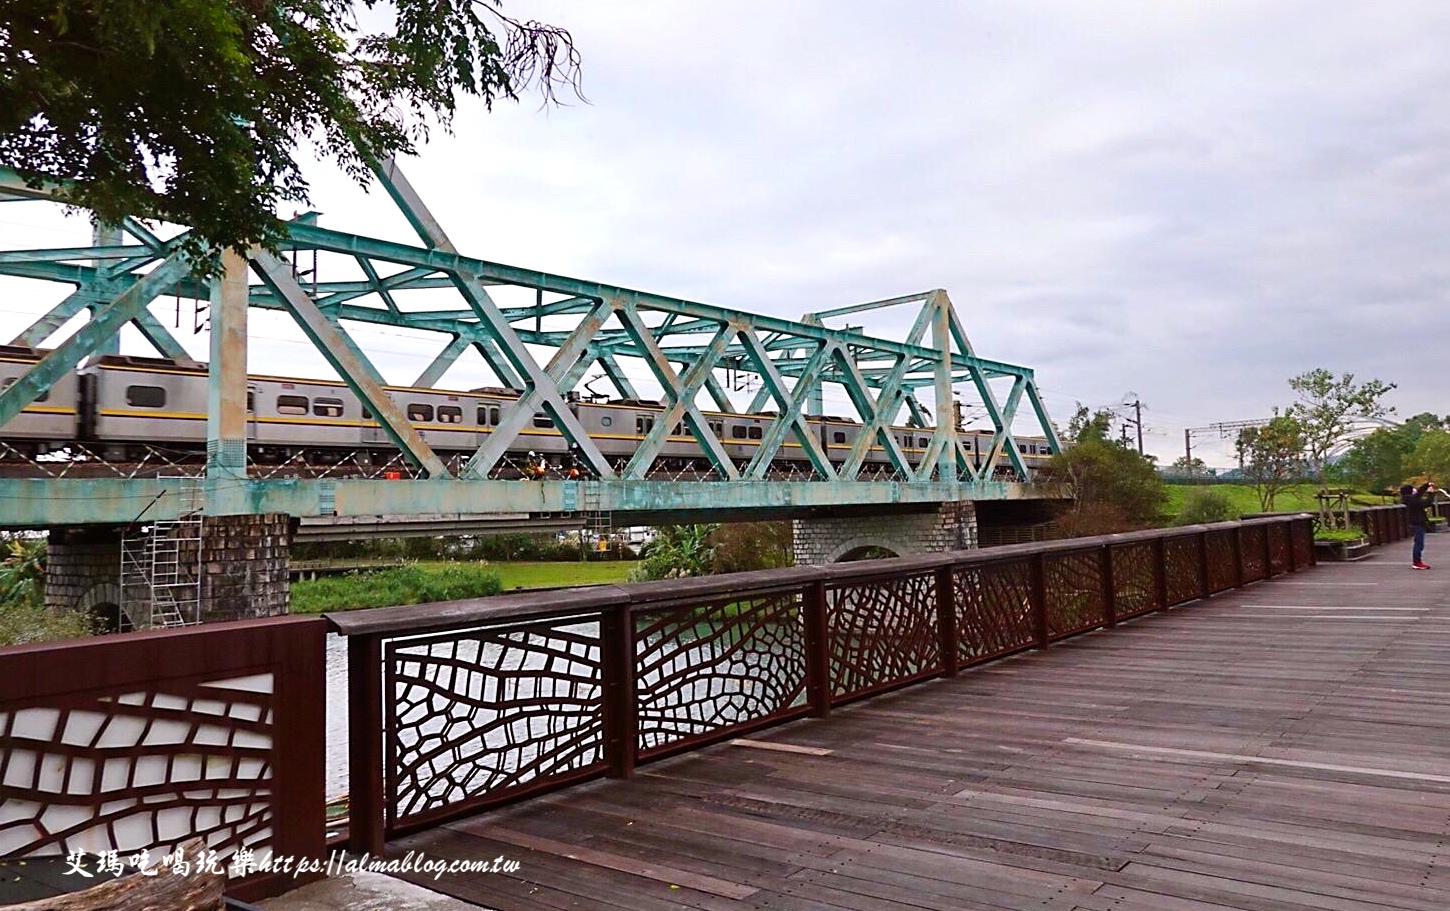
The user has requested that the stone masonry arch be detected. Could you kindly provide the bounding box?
[792,501,976,565]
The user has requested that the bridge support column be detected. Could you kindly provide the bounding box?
[199,513,293,622]
[45,515,293,627]
[792,501,977,565]
[45,525,125,624]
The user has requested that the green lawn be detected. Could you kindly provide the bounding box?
[1163,483,1392,520]
[447,560,634,592]
[291,560,635,613]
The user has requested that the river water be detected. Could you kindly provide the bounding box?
[324,633,349,800]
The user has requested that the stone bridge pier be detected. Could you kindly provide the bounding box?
[792,501,976,564]
[44,514,293,629]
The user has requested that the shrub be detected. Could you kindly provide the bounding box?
[290,563,503,613]
[711,522,793,573]
[1176,488,1234,526]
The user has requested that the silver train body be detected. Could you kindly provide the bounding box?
[0,347,1053,474]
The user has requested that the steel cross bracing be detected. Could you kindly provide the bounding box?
[0,162,1061,525]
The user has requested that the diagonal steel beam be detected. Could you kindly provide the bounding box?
[460,298,615,478]
[251,249,449,478]
[834,347,914,479]
[0,253,193,428]
[9,286,99,346]
[738,333,835,480]
[615,302,738,480]
[414,333,469,388]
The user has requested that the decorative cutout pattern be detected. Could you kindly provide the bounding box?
[1291,521,1314,566]
[828,572,939,699]
[635,593,808,757]
[0,674,273,859]
[1267,523,1290,574]
[1240,526,1268,581]
[1044,551,1104,637]
[1205,529,1239,592]
[387,620,604,827]
[1111,543,1158,618]
[954,561,1035,663]
[1163,536,1203,606]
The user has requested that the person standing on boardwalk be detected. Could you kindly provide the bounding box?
[1401,481,1436,569]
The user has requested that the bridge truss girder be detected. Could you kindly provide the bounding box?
[0,163,1060,494]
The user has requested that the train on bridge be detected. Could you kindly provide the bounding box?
[0,346,1054,475]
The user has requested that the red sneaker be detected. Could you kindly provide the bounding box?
[1413,562,1431,570]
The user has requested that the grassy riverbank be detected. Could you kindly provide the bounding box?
[1163,483,1392,519]
[290,560,635,613]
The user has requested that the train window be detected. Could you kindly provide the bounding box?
[125,385,167,409]
[247,391,255,412]
[600,415,613,427]
[438,405,463,424]
[748,426,763,440]
[833,431,846,444]
[1018,443,1028,454]
[533,414,554,428]
[1,377,48,403]
[276,394,308,415]
[313,397,345,418]
[919,437,929,448]
[636,416,653,435]
[407,403,433,422]
[709,421,724,437]
[672,423,684,436]
[731,425,748,439]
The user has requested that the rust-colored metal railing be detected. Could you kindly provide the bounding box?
[331,514,1317,854]
[0,616,328,902]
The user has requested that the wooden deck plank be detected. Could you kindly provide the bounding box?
[383,553,1450,910]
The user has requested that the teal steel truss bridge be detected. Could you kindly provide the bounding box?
[0,162,1060,527]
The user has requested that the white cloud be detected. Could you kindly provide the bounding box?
[5,1,1450,466]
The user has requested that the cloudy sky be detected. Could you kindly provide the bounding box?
[4,1,1449,466]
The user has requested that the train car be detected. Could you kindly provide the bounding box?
[2,351,1055,475]
[0,345,82,454]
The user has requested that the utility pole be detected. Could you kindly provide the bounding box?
[1121,397,1144,455]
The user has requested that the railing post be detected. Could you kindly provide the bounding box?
[804,580,832,717]
[1031,553,1049,648]
[1153,537,1170,611]
[1286,521,1298,573]
[1232,525,1245,588]
[347,633,386,856]
[1100,544,1116,628]
[1197,530,1211,598]
[935,566,959,678]
[600,605,637,779]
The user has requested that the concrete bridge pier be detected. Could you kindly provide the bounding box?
[792,500,976,564]
[44,514,293,629]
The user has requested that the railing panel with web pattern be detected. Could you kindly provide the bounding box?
[331,514,1319,851]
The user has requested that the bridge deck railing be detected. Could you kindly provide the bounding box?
[329,514,1320,854]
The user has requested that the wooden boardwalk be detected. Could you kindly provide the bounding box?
[388,551,1450,911]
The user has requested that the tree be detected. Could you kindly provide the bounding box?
[1408,430,1450,485]
[1335,413,1445,492]
[1048,405,1166,536]
[1170,455,1210,478]
[1,1,582,266]
[1285,369,1396,482]
[1235,414,1306,511]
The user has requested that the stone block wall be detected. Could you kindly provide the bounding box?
[44,526,124,619]
[793,500,977,565]
[44,514,292,626]
[199,513,292,623]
